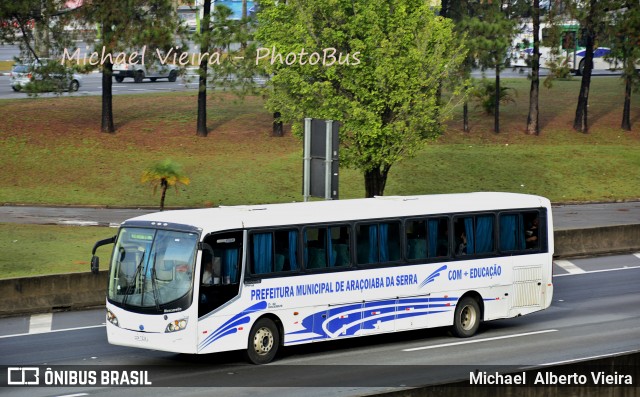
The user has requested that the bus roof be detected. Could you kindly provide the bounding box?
[123,192,550,235]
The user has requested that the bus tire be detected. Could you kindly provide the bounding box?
[451,296,481,338]
[245,318,279,364]
[577,59,585,76]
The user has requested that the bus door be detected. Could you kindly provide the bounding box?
[198,231,243,318]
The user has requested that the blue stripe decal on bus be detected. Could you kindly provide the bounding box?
[285,296,456,342]
[200,296,458,349]
[199,301,267,350]
[419,265,447,288]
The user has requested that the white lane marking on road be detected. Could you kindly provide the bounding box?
[553,265,640,277]
[1,324,105,339]
[29,313,53,334]
[554,259,586,274]
[633,253,640,260]
[402,329,558,352]
[59,221,100,226]
[55,394,89,397]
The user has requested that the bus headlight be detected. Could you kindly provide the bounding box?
[165,318,188,333]
[106,309,119,327]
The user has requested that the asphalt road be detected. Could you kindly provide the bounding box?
[2,201,640,230]
[0,71,198,100]
[0,254,638,396]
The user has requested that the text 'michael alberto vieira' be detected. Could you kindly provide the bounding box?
[469,370,634,385]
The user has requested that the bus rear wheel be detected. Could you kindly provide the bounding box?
[245,318,279,364]
[451,296,481,338]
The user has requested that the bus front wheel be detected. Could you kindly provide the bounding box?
[245,318,280,364]
[451,296,481,338]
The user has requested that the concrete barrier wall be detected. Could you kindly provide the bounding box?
[1,225,639,316]
[0,271,108,317]
[554,224,640,258]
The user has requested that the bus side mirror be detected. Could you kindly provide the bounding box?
[91,255,100,274]
[91,235,116,275]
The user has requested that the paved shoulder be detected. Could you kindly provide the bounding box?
[0,206,154,226]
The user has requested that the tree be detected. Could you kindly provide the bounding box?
[141,159,190,211]
[0,0,79,94]
[255,0,467,197]
[444,0,475,133]
[571,0,601,133]
[195,3,258,136]
[79,0,178,133]
[0,1,74,60]
[196,0,212,137]
[461,2,518,133]
[546,0,610,133]
[606,1,640,131]
[526,0,541,135]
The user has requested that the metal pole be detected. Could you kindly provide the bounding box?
[324,120,333,200]
[303,118,311,202]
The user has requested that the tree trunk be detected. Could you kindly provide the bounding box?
[494,63,500,133]
[364,166,389,198]
[101,60,115,133]
[196,60,208,136]
[197,0,212,137]
[272,112,283,137]
[240,0,248,50]
[463,100,469,132]
[622,71,632,131]
[526,0,540,135]
[160,180,168,212]
[573,2,596,134]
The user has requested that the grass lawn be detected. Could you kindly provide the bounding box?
[0,223,114,278]
[1,77,639,208]
[1,76,639,278]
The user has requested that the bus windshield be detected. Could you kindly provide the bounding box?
[107,227,199,313]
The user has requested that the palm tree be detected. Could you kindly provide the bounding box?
[141,159,190,211]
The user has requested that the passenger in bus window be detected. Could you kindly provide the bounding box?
[457,231,467,255]
[526,216,539,249]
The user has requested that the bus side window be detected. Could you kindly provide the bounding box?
[499,213,524,251]
[274,229,298,272]
[356,222,401,265]
[421,217,450,258]
[524,212,540,250]
[454,215,494,255]
[499,211,541,252]
[406,220,427,260]
[251,232,274,274]
[329,225,351,267]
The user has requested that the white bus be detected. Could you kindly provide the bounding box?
[91,192,554,364]
[511,21,621,75]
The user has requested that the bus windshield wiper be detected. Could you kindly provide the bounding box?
[122,250,145,308]
[150,254,161,311]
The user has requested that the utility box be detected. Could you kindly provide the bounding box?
[303,118,339,200]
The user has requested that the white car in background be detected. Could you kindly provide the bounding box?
[113,62,179,83]
[10,61,82,92]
